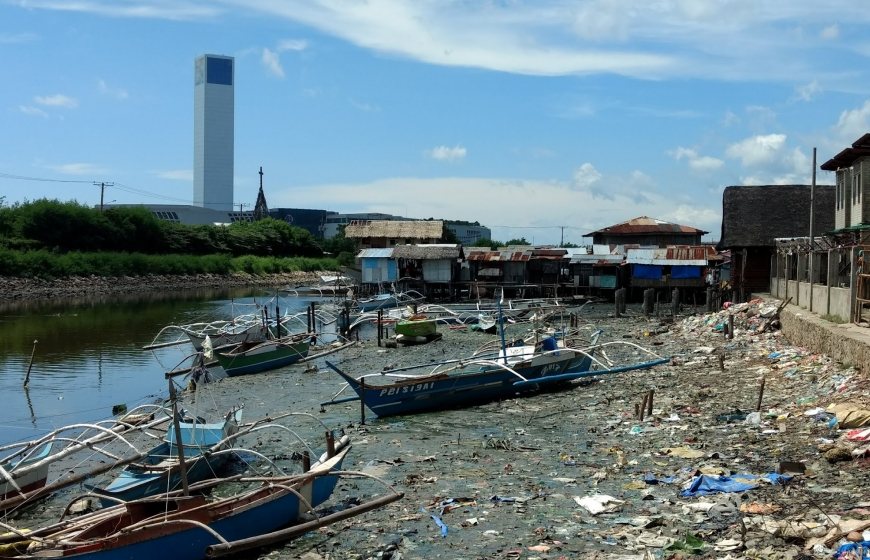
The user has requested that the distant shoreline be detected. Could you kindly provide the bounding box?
[0,272,326,302]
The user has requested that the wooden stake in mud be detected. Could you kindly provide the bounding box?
[377,310,383,347]
[646,389,654,417]
[359,377,367,425]
[635,402,641,420]
[23,339,38,387]
[302,450,311,472]
[728,315,735,340]
[326,430,335,458]
[756,376,766,412]
[643,289,654,317]
[639,393,648,421]
[718,350,725,371]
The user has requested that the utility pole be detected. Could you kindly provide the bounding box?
[560,226,565,247]
[93,181,114,212]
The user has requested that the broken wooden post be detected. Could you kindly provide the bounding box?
[728,315,734,340]
[326,430,335,458]
[302,450,311,472]
[614,290,622,318]
[646,389,654,417]
[671,288,680,318]
[718,349,725,371]
[643,289,654,317]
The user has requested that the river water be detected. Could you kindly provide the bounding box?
[0,288,344,448]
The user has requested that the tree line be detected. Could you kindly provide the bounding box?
[0,199,323,257]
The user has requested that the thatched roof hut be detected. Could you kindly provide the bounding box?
[718,185,835,249]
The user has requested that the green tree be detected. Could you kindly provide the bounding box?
[320,225,358,266]
[504,237,530,246]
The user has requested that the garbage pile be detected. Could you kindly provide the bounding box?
[291,300,870,559]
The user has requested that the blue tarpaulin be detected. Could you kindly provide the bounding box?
[633,264,662,280]
[680,473,792,497]
[671,266,702,279]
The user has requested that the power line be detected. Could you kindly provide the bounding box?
[0,172,94,184]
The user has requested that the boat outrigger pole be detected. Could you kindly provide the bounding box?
[167,377,190,496]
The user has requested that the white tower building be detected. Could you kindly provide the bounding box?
[193,54,234,211]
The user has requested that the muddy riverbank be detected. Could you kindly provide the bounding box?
[0,272,326,301]
[6,300,870,560]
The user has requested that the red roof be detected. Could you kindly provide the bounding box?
[584,216,707,236]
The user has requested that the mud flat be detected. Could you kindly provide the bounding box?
[9,301,870,560]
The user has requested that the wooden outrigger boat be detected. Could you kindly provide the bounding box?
[0,429,403,560]
[321,328,669,418]
[213,332,313,377]
[91,407,243,504]
[0,405,175,513]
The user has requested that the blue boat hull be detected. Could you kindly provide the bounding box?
[329,353,593,417]
[23,447,348,560]
[69,475,341,560]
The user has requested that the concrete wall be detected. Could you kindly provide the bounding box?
[830,287,851,320]
[781,306,870,373]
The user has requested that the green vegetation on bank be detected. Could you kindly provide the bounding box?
[0,249,339,278]
[0,199,343,278]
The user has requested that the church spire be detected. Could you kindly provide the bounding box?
[253,166,269,220]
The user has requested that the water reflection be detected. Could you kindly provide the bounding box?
[0,287,332,446]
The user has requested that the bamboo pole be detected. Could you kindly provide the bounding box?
[23,339,38,387]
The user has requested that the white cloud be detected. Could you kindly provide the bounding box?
[19,105,48,118]
[50,163,108,176]
[349,99,380,112]
[277,39,307,51]
[155,169,193,181]
[98,79,128,99]
[14,1,221,20]
[834,100,870,143]
[261,47,284,77]
[670,147,724,172]
[270,175,720,245]
[34,94,78,108]
[260,38,308,78]
[726,134,787,167]
[0,32,38,44]
[14,1,870,83]
[794,80,822,102]
[820,24,839,40]
[427,145,467,162]
[572,163,602,188]
[722,111,740,127]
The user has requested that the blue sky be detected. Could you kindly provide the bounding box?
[1,1,869,246]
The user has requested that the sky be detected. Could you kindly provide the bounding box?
[2,1,869,246]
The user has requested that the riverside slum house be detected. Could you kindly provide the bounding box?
[462,246,577,299]
[625,245,723,306]
[344,219,445,294]
[581,216,719,302]
[720,184,835,306]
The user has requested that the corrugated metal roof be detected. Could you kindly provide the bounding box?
[531,249,568,260]
[625,246,717,266]
[357,248,395,258]
[466,248,532,262]
[570,254,624,264]
[584,216,707,236]
[345,220,444,239]
[392,244,462,259]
